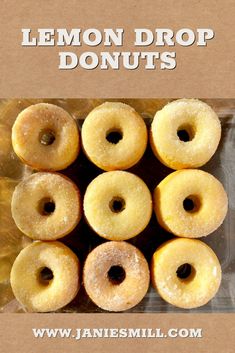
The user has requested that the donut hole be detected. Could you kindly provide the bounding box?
[177,125,195,142]
[38,197,56,216]
[109,197,126,213]
[38,267,54,285]
[176,263,196,282]
[107,265,126,285]
[39,129,56,146]
[106,129,123,144]
[183,195,201,213]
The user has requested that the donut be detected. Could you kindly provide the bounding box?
[84,171,152,240]
[12,103,80,171]
[150,99,221,169]
[154,169,227,238]
[10,241,80,312]
[11,172,82,240]
[81,102,147,171]
[151,238,221,309]
[83,241,150,311]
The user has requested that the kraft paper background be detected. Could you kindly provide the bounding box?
[0,1,234,353]
[0,0,234,98]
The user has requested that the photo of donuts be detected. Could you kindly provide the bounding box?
[0,98,234,313]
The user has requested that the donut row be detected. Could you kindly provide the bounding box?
[11,169,227,241]
[10,238,221,312]
[12,99,221,172]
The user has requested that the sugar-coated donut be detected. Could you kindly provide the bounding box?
[11,172,81,240]
[151,238,221,309]
[84,171,152,240]
[10,241,80,312]
[150,99,221,169]
[154,169,227,238]
[81,102,147,171]
[83,241,150,311]
[12,103,80,171]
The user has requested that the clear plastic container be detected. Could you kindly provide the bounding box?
[0,98,234,313]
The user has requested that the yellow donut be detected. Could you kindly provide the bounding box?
[10,241,80,312]
[81,102,147,171]
[151,238,221,309]
[154,169,227,238]
[11,172,82,240]
[150,99,221,169]
[83,241,150,311]
[84,171,152,240]
[12,103,80,171]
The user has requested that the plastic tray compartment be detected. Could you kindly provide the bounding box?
[0,98,234,313]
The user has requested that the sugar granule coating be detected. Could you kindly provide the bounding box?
[84,171,152,240]
[81,102,147,171]
[150,99,221,170]
[11,172,82,240]
[151,238,222,309]
[10,241,80,312]
[12,103,80,171]
[83,241,150,311]
[154,169,228,238]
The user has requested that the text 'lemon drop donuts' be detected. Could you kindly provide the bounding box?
[150,99,221,169]
[84,171,152,240]
[83,241,150,311]
[10,241,80,312]
[154,169,228,238]
[11,172,82,240]
[151,238,222,309]
[81,102,147,171]
[12,103,80,171]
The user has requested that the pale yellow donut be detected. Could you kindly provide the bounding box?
[10,241,80,312]
[12,103,80,171]
[150,99,221,169]
[81,102,147,171]
[83,241,150,311]
[84,171,152,240]
[151,238,221,309]
[154,169,227,238]
[11,172,82,240]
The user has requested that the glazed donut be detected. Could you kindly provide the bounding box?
[150,99,221,169]
[154,169,227,238]
[81,102,147,171]
[83,241,150,311]
[84,171,152,240]
[12,103,80,171]
[151,238,221,309]
[10,241,80,312]
[11,172,81,240]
